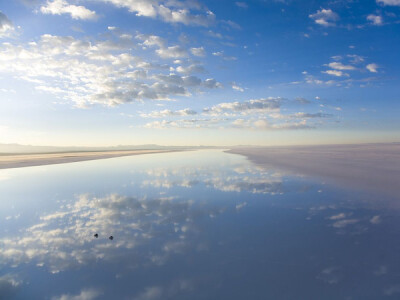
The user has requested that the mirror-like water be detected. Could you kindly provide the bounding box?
[0,150,399,299]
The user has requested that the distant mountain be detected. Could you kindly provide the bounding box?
[0,143,216,154]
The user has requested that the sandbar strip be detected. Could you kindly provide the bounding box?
[0,150,180,170]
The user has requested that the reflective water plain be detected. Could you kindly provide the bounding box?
[0,150,399,300]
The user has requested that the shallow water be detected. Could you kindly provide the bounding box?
[0,150,399,299]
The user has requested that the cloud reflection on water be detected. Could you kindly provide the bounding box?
[0,150,399,299]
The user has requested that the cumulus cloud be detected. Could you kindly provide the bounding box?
[366,63,379,73]
[231,82,244,92]
[323,70,349,77]
[384,284,400,296]
[52,288,102,300]
[143,118,223,129]
[309,55,379,85]
[156,45,188,58]
[190,47,205,57]
[212,50,237,61]
[175,64,205,74]
[136,34,192,59]
[347,54,364,64]
[377,0,400,6]
[159,97,330,131]
[309,8,339,27]
[133,286,163,300]
[332,219,359,228]
[203,78,223,89]
[0,275,20,299]
[98,0,216,26]
[295,97,311,104]
[235,2,248,8]
[370,215,381,224]
[317,267,341,285]
[203,98,282,116]
[327,62,356,71]
[231,118,313,130]
[0,31,218,107]
[221,20,242,30]
[140,108,197,118]
[40,0,98,20]
[0,11,14,38]
[367,14,383,25]
[136,34,166,48]
[292,112,332,118]
[132,280,193,300]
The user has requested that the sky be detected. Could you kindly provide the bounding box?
[0,0,399,146]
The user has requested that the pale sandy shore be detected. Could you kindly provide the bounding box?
[228,144,400,198]
[0,150,178,170]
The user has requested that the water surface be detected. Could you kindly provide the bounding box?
[0,150,399,299]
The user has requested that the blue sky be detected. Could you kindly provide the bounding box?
[0,0,399,146]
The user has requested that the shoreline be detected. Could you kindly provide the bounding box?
[227,143,400,198]
[0,150,182,170]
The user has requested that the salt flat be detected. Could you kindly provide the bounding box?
[228,143,400,198]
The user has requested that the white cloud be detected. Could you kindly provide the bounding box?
[0,275,20,298]
[295,97,311,104]
[203,98,282,115]
[231,82,244,92]
[52,288,102,300]
[323,70,349,77]
[136,34,166,48]
[190,47,205,57]
[212,50,237,61]
[140,108,197,118]
[221,20,242,30]
[0,32,219,107]
[367,14,383,25]
[133,286,163,300]
[377,0,400,6]
[0,11,14,38]
[292,112,332,118]
[236,202,247,210]
[327,62,356,70]
[141,102,330,131]
[156,45,188,58]
[366,63,379,73]
[40,0,98,20]
[232,118,313,130]
[235,2,248,8]
[136,34,193,60]
[176,64,205,74]
[332,219,359,228]
[347,54,364,64]
[212,51,223,56]
[370,215,381,224]
[98,0,216,26]
[143,118,222,129]
[384,285,400,296]
[206,30,223,39]
[309,9,339,27]
[329,213,346,220]
[203,78,223,89]
[132,280,193,300]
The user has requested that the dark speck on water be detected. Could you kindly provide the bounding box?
[109,236,113,240]
[94,233,98,238]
